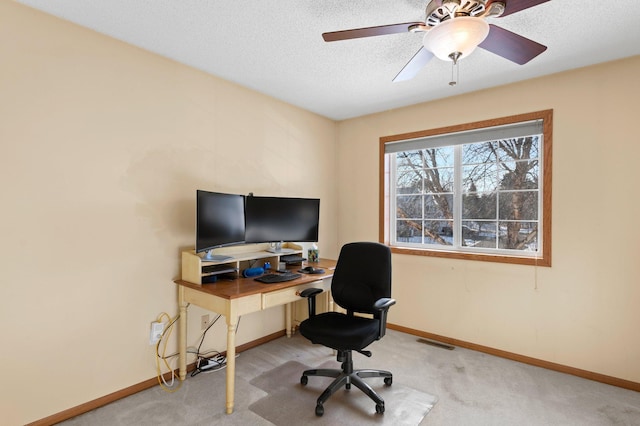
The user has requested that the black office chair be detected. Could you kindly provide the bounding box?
[298,242,396,416]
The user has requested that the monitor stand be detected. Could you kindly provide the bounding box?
[266,241,295,254]
[201,249,234,262]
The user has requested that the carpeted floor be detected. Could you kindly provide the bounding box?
[59,329,640,425]
[248,360,436,425]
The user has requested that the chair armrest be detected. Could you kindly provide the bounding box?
[373,297,396,311]
[299,287,323,317]
[373,297,396,339]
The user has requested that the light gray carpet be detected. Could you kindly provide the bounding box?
[59,330,640,425]
[249,360,436,425]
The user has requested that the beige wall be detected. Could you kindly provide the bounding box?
[4,1,640,424]
[337,56,640,384]
[1,2,338,424]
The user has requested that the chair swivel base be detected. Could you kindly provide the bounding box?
[300,351,392,416]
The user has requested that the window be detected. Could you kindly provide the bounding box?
[380,110,552,266]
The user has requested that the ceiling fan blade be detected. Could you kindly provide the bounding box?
[393,47,434,82]
[323,22,424,42]
[487,0,551,18]
[478,24,547,65]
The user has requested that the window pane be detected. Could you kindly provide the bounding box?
[396,151,423,168]
[424,167,454,193]
[495,137,539,163]
[463,192,497,220]
[423,220,453,246]
[462,220,497,248]
[463,141,496,164]
[421,146,455,168]
[463,163,499,192]
[396,195,422,219]
[498,161,539,191]
[396,166,424,194]
[396,219,422,243]
[498,191,538,220]
[498,222,538,251]
[424,194,453,219]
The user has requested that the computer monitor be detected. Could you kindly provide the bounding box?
[196,190,246,261]
[244,196,320,252]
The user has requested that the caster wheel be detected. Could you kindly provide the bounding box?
[315,403,324,416]
[376,403,385,414]
[384,377,393,386]
[345,383,351,390]
[300,375,308,386]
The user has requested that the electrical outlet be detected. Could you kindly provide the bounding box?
[201,314,210,330]
[149,321,165,345]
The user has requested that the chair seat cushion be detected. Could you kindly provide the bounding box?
[299,312,380,351]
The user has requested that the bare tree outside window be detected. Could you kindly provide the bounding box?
[381,110,552,266]
[396,146,453,245]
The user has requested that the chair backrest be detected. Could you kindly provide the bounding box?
[331,242,391,315]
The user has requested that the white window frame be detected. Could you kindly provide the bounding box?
[380,110,553,266]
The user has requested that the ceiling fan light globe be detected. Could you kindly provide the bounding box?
[423,16,490,61]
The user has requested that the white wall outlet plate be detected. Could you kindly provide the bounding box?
[149,321,165,345]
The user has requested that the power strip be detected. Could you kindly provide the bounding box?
[198,356,226,371]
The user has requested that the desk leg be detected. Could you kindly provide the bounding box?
[178,286,187,381]
[225,316,237,414]
[285,303,292,337]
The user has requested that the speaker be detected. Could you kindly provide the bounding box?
[242,267,264,278]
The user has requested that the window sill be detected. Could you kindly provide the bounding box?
[388,245,550,267]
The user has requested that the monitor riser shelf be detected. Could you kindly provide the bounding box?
[181,242,303,285]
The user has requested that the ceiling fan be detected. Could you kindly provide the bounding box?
[322,0,550,83]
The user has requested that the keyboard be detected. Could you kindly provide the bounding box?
[255,273,302,284]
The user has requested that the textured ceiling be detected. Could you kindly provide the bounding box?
[16,0,640,120]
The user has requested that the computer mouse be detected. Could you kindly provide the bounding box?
[301,266,325,274]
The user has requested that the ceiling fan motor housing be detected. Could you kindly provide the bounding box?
[426,0,488,26]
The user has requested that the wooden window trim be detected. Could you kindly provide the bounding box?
[379,109,553,267]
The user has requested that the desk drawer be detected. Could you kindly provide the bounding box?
[262,279,330,309]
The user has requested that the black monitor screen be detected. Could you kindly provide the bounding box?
[195,190,246,254]
[245,196,320,243]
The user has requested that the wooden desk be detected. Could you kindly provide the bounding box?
[174,258,336,414]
